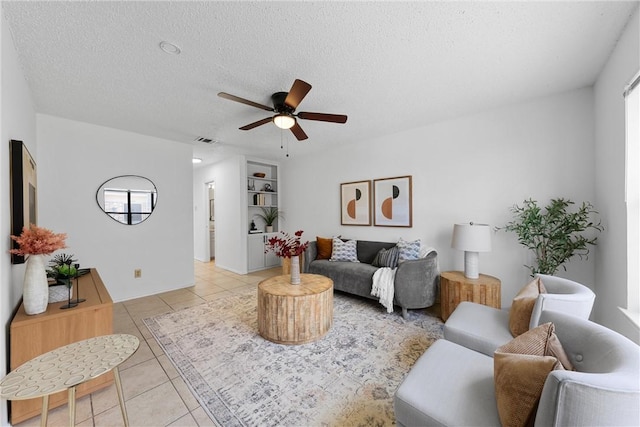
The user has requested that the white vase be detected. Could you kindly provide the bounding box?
[266,225,274,233]
[23,254,49,315]
[290,256,301,285]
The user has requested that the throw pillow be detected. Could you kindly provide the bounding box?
[397,238,421,261]
[509,277,547,337]
[494,323,573,427]
[316,236,334,260]
[498,322,574,371]
[372,246,400,268]
[330,238,358,262]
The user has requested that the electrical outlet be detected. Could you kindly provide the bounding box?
[134,269,142,278]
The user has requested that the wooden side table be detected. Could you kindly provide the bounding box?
[257,274,333,345]
[440,271,501,321]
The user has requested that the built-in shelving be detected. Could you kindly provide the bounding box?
[246,159,281,272]
[247,160,278,229]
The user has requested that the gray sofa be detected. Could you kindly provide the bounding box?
[302,240,439,318]
[394,310,640,426]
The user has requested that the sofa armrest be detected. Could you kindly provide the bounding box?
[394,251,439,309]
[529,274,596,328]
[303,241,317,273]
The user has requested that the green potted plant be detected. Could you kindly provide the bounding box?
[254,207,282,233]
[499,198,603,276]
[47,253,78,286]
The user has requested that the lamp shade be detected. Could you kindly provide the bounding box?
[451,223,492,252]
[273,114,295,129]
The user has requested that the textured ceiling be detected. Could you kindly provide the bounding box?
[2,1,638,165]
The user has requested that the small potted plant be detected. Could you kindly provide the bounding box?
[254,207,282,233]
[47,253,78,303]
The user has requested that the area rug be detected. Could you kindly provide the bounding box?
[144,289,443,427]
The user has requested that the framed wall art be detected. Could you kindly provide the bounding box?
[10,140,38,264]
[373,175,412,227]
[340,180,371,226]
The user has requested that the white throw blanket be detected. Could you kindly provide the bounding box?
[371,247,437,313]
[371,267,397,313]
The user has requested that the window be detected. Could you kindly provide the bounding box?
[625,70,640,324]
[103,188,156,225]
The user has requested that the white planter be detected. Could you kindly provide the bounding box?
[23,254,49,315]
[49,283,72,303]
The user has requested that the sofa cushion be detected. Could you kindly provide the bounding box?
[316,236,334,260]
[372,246,399,268]
[356,240,395,264]
[330,238,358,262]
[509,277,547,337]
[444,302,514,357]
[397,238,421,261]
[394,339,500,427]
[309,260,379,298]
[494,323,571,427]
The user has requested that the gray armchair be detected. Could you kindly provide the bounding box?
[394,310,640,426]
[443,274,595,356]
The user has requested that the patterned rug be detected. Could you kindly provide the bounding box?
[144,289,443,427]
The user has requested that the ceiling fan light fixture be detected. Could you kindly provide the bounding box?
[273,114,295,129]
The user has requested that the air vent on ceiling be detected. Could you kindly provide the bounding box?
[195,137,215,144]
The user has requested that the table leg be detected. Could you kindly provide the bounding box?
[40,394,49,427]
[113,366,129,427]
[68,386,76,426]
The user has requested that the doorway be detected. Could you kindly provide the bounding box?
[207,181,215,260]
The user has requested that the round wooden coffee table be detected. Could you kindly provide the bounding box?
[257,274,333,345]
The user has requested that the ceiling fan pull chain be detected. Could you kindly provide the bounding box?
[286,133,290,158]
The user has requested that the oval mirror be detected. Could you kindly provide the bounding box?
[96,175,158,225]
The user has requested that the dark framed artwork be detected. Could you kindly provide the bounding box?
[340,180,371,226]
[10,140,38,264]
[373,175,412,227]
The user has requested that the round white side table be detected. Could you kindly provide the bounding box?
[0,334,139,427]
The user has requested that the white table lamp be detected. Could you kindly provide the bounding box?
[451,222,492,279]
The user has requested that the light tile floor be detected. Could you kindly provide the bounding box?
[14,260,282,427]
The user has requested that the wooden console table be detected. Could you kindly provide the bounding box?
[9,268,113,424]
[257,274,333,345]
[440,271,501,321]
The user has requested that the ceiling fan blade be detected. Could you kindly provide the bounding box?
[297,112,348,124]
[239,117,273,130]
[284,79,312,110]
[290,122,308,141]
[218,92,274,111]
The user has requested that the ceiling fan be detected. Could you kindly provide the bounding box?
[218,79,348,141]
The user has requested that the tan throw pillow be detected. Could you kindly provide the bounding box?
[494,352,558,427]
[494,323,573,427]
[499,322,574,371]
[509,277,547,337]
[316,237,333,260]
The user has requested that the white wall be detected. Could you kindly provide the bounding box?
[193,155,247,273]
[594,6,640,343]
[37,115,194,301]
[1,12,38,425]
[282,88,596,304]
